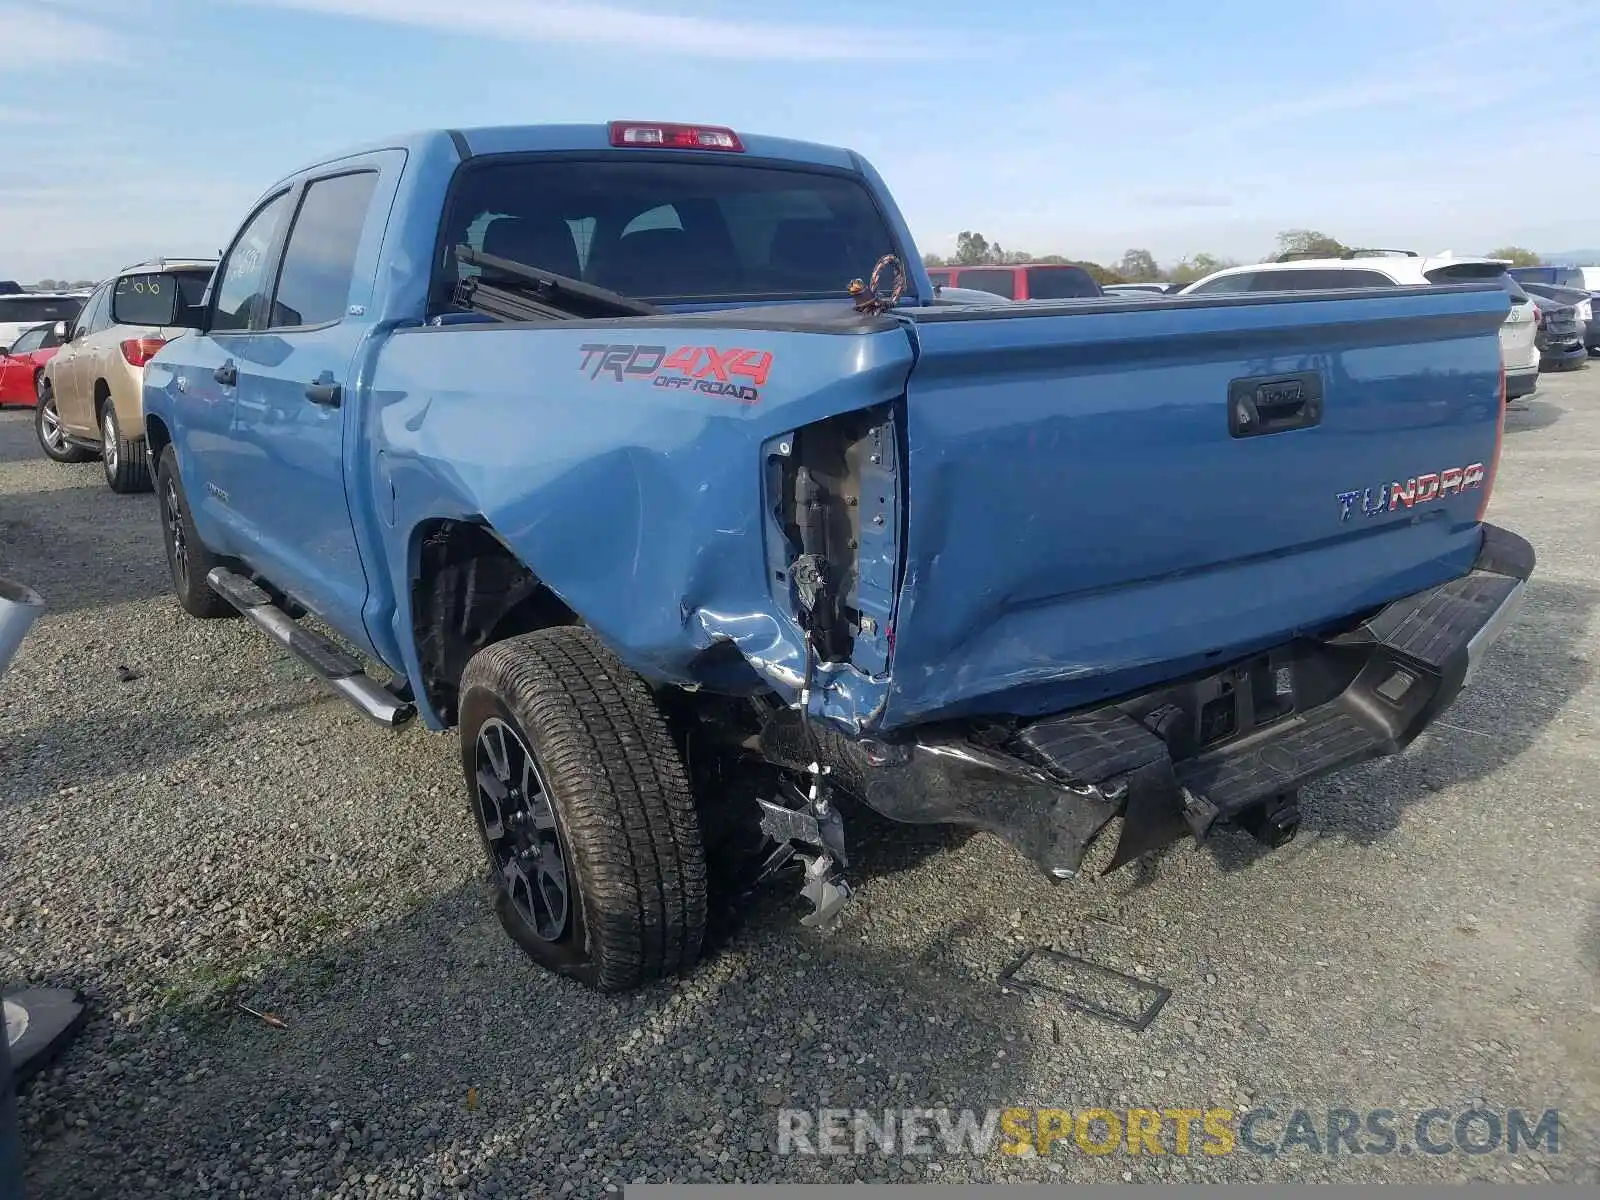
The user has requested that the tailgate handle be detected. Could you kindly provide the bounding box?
[1229,372,1323,438]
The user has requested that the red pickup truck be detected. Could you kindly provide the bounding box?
[926,262,1102,300]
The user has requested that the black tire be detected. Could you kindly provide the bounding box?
[34,381,92,463]
[458,628,706,992]
[99,401,152,493]
[155,445,235,619]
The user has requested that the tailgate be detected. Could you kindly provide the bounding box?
[879,286,1509,729]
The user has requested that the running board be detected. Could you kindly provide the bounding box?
[206,568,415,727]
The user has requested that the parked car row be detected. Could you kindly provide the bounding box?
[921,250,1596,402]
[0,261,216,493]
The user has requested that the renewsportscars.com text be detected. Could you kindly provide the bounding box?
[777,1106,1561,1158]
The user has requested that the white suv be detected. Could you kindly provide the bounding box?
[1180,253,1540,400]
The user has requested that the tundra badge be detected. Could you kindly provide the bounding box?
[1337,463,1486,522]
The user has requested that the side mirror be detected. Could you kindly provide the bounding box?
[111,273,181,328]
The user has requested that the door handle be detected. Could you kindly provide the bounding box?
[1228,372,1323,438]
[305,372,342,408]
[214,360,237,387]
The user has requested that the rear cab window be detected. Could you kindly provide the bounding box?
[1024,265,1100,299]
[952,269,1018,300]
[434,156,900,311]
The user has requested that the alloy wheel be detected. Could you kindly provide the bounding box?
[102,411,119,474]
[162,477,189,589]
[474,716,570,942]
[39,399,67,453]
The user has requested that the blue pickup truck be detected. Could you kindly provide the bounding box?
[143,121,1533,991]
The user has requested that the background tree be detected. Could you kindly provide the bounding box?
[1272,228,1350,262]
[923,253,947,267]
[1486,246,1541,267]
[955,231,991,265]
[1167,253,1236,286]
[1073,260,1127,285]
[1117,249,1162,282]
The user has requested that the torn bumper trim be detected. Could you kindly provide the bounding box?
[764,523,1534,878]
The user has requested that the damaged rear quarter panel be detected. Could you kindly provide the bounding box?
[367,318,915,726]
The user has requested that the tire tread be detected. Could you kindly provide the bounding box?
[460,628,705,991]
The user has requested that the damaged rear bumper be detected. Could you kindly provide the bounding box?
[761,524,1533,876]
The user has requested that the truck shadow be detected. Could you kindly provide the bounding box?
[0,410,44,465]
[1205,575,1597,871]
[1503,397,1564,433]
[0,486,169,616]
[0,696,322,814]
[17,882,1052,1197]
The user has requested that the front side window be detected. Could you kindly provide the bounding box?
[435,156,899,308]
[1188,272,1257,294]
[955,269,1018,299]
[268,172,380,328]
[7,327,47,355]
[80,285,113,335]
[212,192,292,332]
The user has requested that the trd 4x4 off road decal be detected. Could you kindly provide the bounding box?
[577,343,773,405]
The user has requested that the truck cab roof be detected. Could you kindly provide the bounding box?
[282,124,864,193]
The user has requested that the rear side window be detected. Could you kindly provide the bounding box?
[1249,269,1395,291]
[1025,265,1100,299]
[928,270,951,287]
[268,171,381,328]
[436,157,898,307]
[0,296,82,323]
[955,268,1018,299]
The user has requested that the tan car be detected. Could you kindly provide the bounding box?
[37,258,214,492]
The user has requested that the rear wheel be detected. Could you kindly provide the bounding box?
[100,402,152,493]
[155,446,234,619]
[34,382,92,464]
[458,628,706,992]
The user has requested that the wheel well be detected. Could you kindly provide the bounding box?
[410,519,578,725]
[146,414,172,467]
[93,379,111,419]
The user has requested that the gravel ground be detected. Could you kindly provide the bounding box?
[2,367,1598,1196]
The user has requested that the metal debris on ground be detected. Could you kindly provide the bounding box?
[999,946,1172,1033]
[235,1002,288,1030]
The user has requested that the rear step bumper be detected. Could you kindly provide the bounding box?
[761,524,1534,876]
[206,568,416,727]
